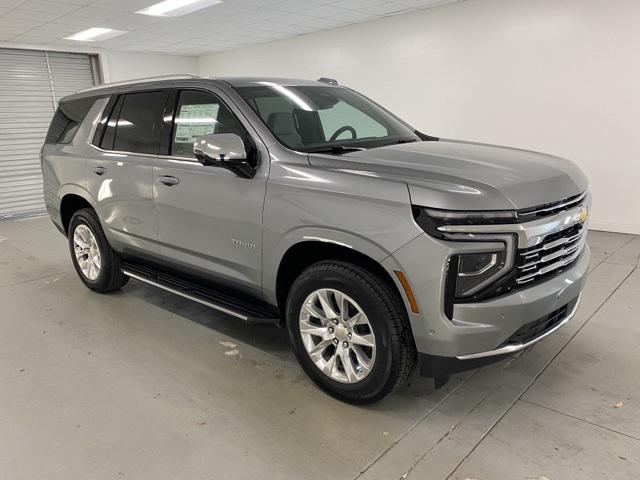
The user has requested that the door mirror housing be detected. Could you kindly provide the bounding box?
[193,133,255,178]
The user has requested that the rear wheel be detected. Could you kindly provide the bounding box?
[68,208,128,293]
[286,261,416,404]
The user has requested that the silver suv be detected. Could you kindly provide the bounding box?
[41,75,590,403]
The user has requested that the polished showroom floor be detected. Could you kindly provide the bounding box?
[1,216,638,479]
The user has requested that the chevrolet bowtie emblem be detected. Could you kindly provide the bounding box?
[576,206,589,224]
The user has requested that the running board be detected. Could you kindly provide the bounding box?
[122,263,281,325]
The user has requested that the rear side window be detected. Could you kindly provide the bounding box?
[45,98,96,144]
[100,90,168,154]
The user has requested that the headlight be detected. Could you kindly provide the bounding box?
[453,248,511,297]
[413,206,517,301]
[412,206,517,238]
[444,232,516,299]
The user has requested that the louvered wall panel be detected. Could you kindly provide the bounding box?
[48,51,95,101]
[0,48,96,220]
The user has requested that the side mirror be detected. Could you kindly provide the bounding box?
[193,133,255,178]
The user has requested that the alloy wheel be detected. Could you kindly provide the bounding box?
[299,288,376,384]
[73,224,102,281]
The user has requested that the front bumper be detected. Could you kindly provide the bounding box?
[383,197,591,376]
[418,291,580,377]
[455,292,581,360]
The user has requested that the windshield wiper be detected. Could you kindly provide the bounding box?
[376,138,419,148]
[304,145,367,155]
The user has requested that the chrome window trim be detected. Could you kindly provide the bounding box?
[88,142,157,159]
[157,154,199,164]
[85,85,266,169]
[88,143,200,165]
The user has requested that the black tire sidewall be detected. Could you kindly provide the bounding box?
[68,209,111,291]
[286,263,399,402]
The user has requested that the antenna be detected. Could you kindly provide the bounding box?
[317,77,339,86]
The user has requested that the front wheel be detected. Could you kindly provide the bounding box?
[286,261,417,404]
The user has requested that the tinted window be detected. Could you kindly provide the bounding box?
[45,98,97,144]
[99,95,123,151]
[170,90,246,158]
[91,95,118,147]
[112,90,168,155]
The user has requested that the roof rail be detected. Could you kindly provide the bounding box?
[75,74,201,94]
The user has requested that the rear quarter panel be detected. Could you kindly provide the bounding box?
[42,98,106,232]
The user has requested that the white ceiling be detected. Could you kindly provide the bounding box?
[0,0,460,56]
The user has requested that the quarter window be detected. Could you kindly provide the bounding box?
[45,98,97,144]
[171,90,245,158]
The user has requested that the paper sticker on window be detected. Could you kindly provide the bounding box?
[174,103,220,143]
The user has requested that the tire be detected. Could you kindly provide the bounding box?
[68,208,128,293]
[286,261,417,404]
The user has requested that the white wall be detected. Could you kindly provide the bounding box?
[198,0,640,235]
[101,51,197,82]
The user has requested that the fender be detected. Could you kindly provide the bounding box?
[58,183,98,210]
[262,225,415,305]
[56,184,101,234]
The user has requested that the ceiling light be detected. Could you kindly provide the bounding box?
[136,0,223,17]
[63,28,127,42]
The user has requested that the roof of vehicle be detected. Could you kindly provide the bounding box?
[62,74,337,102]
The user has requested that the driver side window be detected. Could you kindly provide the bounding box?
[171,90,246,158]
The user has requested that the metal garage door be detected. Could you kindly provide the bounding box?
[0,48,98,220]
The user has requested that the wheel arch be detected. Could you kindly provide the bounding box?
[59,190,96,235]
[273,240,407,318]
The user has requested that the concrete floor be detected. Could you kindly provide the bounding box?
[0,217,638,480]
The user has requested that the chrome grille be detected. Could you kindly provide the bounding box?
[516,223,586,285]
[517,191,586,221]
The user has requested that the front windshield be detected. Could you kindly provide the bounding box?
[235,83,419,153]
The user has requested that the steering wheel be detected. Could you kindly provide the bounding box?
[329,126,357,142]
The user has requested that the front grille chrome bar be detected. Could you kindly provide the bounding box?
[517,191,587,219]
[438,192,591,250]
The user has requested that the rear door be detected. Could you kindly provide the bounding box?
[87,89,169,255]
[153,87,269,297]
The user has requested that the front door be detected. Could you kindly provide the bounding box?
[153,88,268,297]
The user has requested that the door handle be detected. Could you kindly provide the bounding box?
[92,166,107,176]
[157,175,179,186]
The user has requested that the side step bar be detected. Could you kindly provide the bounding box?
[122,263,281,325]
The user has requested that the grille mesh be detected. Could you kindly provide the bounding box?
[501,303,569,346]
[516,223,586,286]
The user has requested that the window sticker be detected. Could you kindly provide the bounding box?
[174,103,220,143]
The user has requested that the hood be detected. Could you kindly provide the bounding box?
[307,139,588,211]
